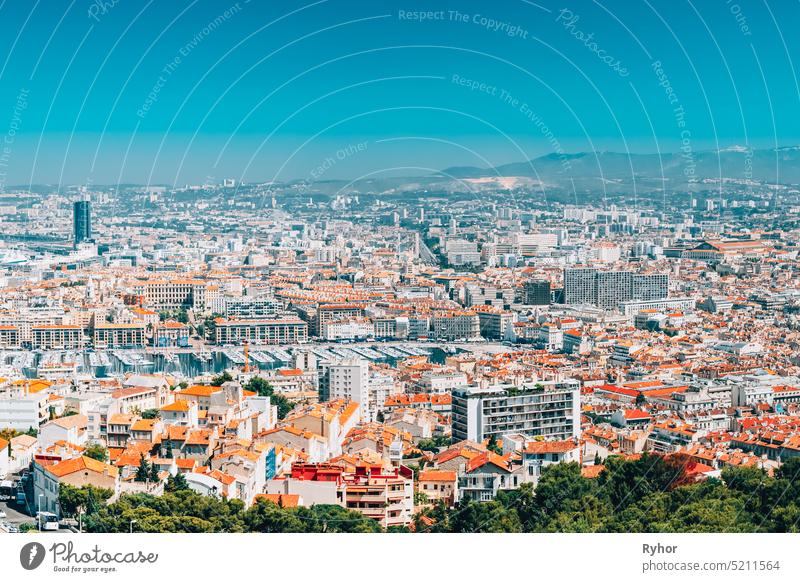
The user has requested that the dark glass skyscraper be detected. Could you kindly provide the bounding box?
[73,199,92,246]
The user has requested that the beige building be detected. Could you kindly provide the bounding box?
[33,456,119,517]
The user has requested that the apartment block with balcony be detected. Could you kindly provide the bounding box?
[93,323,146,349]
[31,325,87,349]
[213,318,308,345]
[452,380,581,443]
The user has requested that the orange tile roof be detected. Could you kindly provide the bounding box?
[254,493,300,508]
[581,465,606,478]
[524,440,579,454]
[130,419,158,432]
[418,470,456,482]
[175,458,197,469]
[465,451,510,473]
[45,455,119,479]
[161,400,192,412]
[179,384,222,397]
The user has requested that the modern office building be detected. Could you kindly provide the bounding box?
[632,273,670,302]
[430,311,480,341]
[523,279,551,305]
[93,323,147,349]
[563,268,598,306]
[564,268,668,309]
[596,271,633,309]
[452,380,581,443]
[73,199,92,246]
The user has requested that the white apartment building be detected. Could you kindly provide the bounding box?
[321,360,370,419]
[224,296,285,319]
[430,312,480,341]
[133,279,207,310]
[452,380,581,443]
[417,370,468,395]
[0,391,50,431]
[620,297,696,316]
[31,325,87,349]
[321,318,375,341]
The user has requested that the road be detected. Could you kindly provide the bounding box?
[418,239,439,265]
[0,499,35,526]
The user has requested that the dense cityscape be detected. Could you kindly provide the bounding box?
[2,173,800,533]
[4,11,800,576]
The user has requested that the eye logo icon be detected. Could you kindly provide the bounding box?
[20,542,46,570]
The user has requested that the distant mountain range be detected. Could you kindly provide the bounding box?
[13,146,800,196]
[438,146,800,187]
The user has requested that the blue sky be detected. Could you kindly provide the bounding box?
[0,0,798,186]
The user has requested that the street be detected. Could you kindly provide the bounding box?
[0,499,35,526]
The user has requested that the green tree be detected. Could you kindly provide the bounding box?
[149,462,160,482]
[165,472,189,493]
[271,394,293,420]
[211,371,233,386]
[245,376,272,396]
[83,490,246,533]
[0,428,21,441]
[58,484,113,518]
[141,409,160,420]
[293,504,382,533]
[487,434,503,455]
[448,498,522,533]
[135,454,151,482]
[526,462,600,531]
[243,498,305,533]
[416,435,452,452]
[84,443,108,462]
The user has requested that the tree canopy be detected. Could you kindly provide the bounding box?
[77,453,800,533]
[84,443,109,463]
[82,490,380,533]
[414,454,800,533]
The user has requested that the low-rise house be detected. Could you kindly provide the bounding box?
[160,400,199,427]
[129,418,163,444]
[33,456,119,517]
[457,451,528,502]
[266,461,414,527]
[257,426,328,463]
[385,408,437,442]
[106,413,135,447]
[38,415,89,450]
[522,439,581,466]
[417,470,457,506]
[211,448,266,506]
[611,408,653,429]
[9,434,37,473]
[342,463,414,528]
